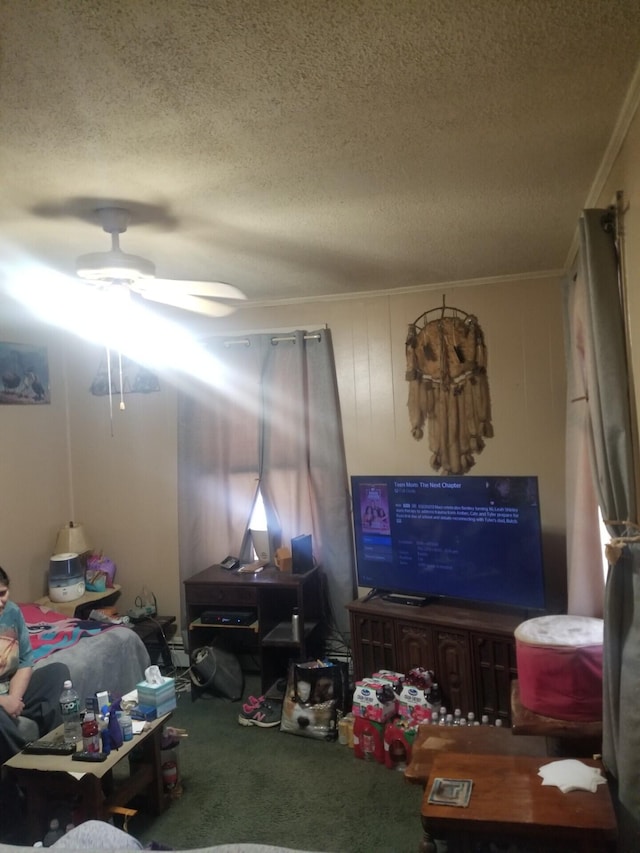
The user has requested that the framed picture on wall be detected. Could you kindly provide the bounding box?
[0,341,50,405]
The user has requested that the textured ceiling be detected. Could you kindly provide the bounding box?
[2,0,640,309]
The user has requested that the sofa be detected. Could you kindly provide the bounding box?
[0,820,323,852]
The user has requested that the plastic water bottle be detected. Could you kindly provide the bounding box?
[119,712,133,742]
[291,607,301,643]
[43,818,63,847]
[59,680,81,742]
[362,732,374,760]
[427,682,442,716]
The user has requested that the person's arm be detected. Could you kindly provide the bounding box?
[0,604,34,718]
[0,666,31,717]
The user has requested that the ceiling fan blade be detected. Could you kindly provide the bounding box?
[73,206,247,316]
[137,288,240,317]
[142,278,246,301]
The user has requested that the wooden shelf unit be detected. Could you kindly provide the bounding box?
[184,563,323,693]
[347,596,524,725]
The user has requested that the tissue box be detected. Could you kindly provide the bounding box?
[136,676,177,715]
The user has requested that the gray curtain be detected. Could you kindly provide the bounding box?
[177,328,356,637]
[564,209,639,838]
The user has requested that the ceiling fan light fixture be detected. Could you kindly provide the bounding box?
[71,204,246,317]
[76,250,156,283]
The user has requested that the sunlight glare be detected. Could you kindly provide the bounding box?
[6,263,222,378]
[5,263,261,420]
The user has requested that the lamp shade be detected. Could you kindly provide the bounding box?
[54,522,91,556]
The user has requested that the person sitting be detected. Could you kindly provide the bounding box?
[0,565,70,764]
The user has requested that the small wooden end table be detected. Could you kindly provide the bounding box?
[36,585,122,619]
[405,723,548,786]
[420,752,617,853]
[510,679,603,757]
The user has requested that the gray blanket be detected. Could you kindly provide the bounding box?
[33,626,151,702]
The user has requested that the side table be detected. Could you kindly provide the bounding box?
[184,564,323,693]
[405,723,548,786]
[130,615,176,669]
[420,752,617,853]
[36,584,122,619]
[6,714,172,844]
[510,679,603,757]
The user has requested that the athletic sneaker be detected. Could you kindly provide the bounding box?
[242,694,264,714]
[238,698,282,728]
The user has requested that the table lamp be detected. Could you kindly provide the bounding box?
[54,521,91,557]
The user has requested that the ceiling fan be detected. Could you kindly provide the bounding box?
[75,206,246,317]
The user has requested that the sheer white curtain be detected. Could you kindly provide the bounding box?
[177,328,356,637]
[564,264,607,616]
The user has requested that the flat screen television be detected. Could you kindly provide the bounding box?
[351,474,546,613]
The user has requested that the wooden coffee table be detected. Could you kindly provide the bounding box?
[5,713,172,844]
[420,752,617,853]
[405,723,548,786]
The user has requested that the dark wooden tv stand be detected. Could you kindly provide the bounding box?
[347,596,526,724]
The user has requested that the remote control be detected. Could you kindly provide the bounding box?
[23,739,77,756]
[72,751,107,762]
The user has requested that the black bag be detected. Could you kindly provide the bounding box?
[280,659,350,741]
[189,646,244,700]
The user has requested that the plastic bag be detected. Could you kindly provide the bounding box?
[86,553,117,587]
[280,659,350,741]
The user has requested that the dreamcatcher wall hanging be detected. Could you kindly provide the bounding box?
[405,298,493,474]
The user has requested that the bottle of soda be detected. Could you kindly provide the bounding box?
[59,680,81,742]
[81,712,100,753]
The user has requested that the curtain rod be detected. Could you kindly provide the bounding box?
[223,333,322,347]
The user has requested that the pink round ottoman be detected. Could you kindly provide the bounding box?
[514,614,603,722]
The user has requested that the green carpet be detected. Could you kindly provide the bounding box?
[131,676,424,852]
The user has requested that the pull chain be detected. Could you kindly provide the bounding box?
[118,350,126,411]
[106,345,114,437]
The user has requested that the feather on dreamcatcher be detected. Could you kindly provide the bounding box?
[405,300,493,474]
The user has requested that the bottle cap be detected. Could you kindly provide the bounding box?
[63,680,72,689]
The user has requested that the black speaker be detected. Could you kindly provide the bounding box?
[291,534,313,574]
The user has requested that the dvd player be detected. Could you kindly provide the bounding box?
[200,609,256,626]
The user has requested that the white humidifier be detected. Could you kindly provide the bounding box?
[49,552,85,602]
